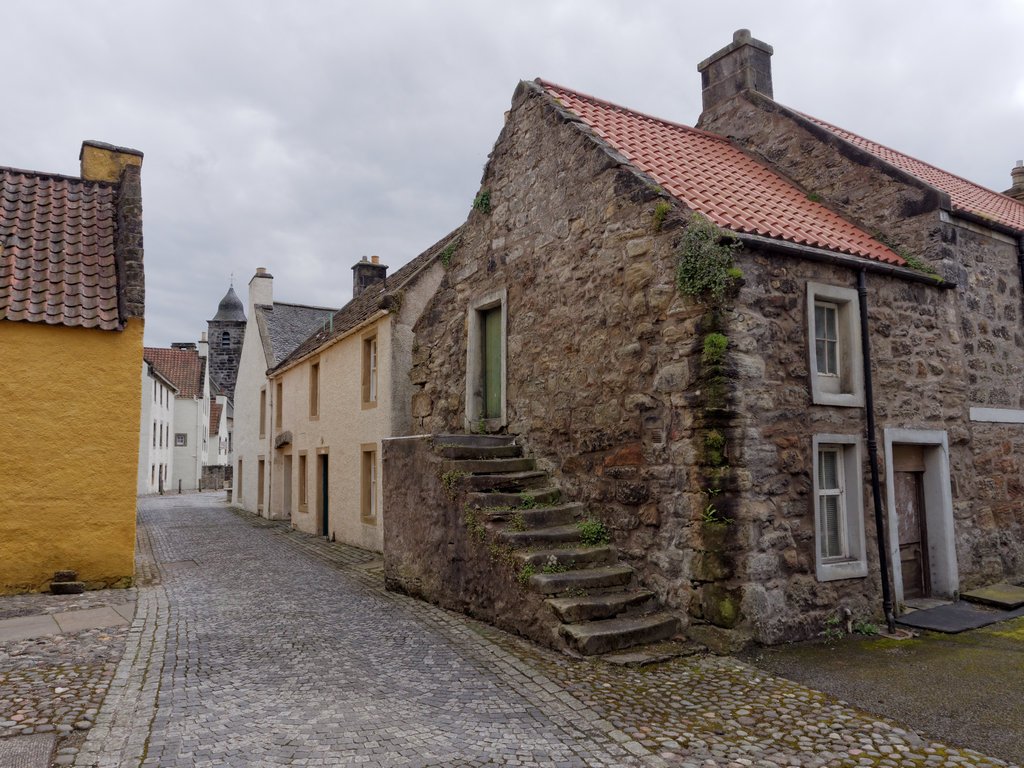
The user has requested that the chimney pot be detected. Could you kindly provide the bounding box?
[352,256,388,297]
[371,255,380,264]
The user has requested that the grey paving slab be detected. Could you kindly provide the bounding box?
[54,605,134,633]
[0,613,60,641]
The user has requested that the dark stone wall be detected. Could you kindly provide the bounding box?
[207,320,245,398]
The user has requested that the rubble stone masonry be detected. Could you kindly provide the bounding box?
[405,81,1024,644]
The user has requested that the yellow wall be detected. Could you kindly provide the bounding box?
[0,318,144,593]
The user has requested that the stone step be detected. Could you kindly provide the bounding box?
[482,502,583,528]
[560,612,681,656]
[435,434,517,448]
[466,486,561,510]
[462,470,548,492]
[518,546,617,569]
[443,457,537,475]
[546,589,657,623]
[497,522,579,547]
[436,444,523,460]
[50,581,86,595]
[529,564,634,595]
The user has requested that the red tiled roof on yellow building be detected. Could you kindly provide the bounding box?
[539,79,903,266]
[144,347,205,399]
[0,168,120,329]
[800,114,1024,233]
[0,142,144,331]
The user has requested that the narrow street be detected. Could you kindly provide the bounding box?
[57,493,1015,768]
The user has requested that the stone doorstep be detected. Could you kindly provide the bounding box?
[546,589,656,623]
[0,732,57,768]
[436,443,523,460]
[560,613,681,656]
[530,564,634,595]
[442,457,536,474]
[468,486,561,509]
[961,582,1024,609]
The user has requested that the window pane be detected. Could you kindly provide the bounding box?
[820,495,841,558]
[819,450,839,489]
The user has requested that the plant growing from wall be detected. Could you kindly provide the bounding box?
[517,562,535,585]
[441,470,469,500]
[472,189,492,215]
[440,239,459,269]
[652,201,672,232]
[674,212,741,303]
[577,518,610,547]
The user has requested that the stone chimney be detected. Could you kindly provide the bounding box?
[171,342,197,351]
[198,332,209,359]
[249,267,273,314]
[697,29,774,113]
[79,140,143,183]
[1004,161,1024,201]
[352,255,387,298]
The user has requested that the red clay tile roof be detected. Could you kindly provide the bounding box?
[209,402,223,435]
[144,348,206,399]
[0,167,122,329]
[538,80,903,266]
[800,114,1024,232]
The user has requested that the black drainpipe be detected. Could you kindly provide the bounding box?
[857,269,897,633]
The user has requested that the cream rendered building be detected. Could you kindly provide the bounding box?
[137,361,178,494]
[265,235,452,552]
[232,268,337,516]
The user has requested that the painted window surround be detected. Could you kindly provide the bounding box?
[806,282,864,408]
[811,433,868,582]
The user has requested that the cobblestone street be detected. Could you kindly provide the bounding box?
[3,492,1018,767]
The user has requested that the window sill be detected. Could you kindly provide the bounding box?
[817,559,868,582]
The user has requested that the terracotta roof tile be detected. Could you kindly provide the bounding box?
[800,113,1024,232]
[0,166,122,330]
[209,402,223,435]
[538,80,902,266]
[144,348,205,399]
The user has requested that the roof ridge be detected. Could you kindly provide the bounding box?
[798,110,1024,206]
[535,78,729,145]
[0,165,113,188]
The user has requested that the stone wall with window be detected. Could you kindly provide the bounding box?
[407,80,1024,644]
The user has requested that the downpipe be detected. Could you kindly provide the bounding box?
[857,269,897,633]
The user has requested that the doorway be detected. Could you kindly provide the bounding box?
[883,430,958,607]
[317,453,329,538]
[465,289,507,430]
[893,446,929,599]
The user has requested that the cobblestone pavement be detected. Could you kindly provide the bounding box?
[41,492,1014,768]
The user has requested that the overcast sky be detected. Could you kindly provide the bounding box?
[6,1,1024,348]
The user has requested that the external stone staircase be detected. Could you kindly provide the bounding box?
[437,434,680,656]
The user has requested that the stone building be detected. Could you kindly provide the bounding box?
[387,33,1024,648]
[207,283,246,400]
[0,140,145,593]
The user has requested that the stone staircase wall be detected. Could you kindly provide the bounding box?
[383,434,680,655]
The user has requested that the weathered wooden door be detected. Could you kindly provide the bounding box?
[893,445,929,599]
[482,306,502,419]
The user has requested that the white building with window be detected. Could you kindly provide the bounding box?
[256,239,450,551]
[137,360,178,495]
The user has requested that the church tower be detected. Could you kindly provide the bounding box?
[207,284,247,401]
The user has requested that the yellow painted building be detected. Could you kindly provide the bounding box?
[0,141,145,594]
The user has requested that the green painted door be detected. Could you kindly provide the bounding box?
[483,307,502,419]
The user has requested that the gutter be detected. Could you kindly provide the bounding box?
[735,233,956,289]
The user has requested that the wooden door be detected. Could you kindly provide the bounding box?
[482,306,502,419]
[893,445,929,599]
[319,454,329,537]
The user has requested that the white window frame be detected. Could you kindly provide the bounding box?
[807,282,864,407]
[812,434,868,582]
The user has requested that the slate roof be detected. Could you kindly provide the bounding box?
[538,80,902,266]
[274,228,458,372]
[144,347,206,399]
[256,302,338,369]
[212,285,246,322]
[0,167,122,329]
[800,114,1024,233]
